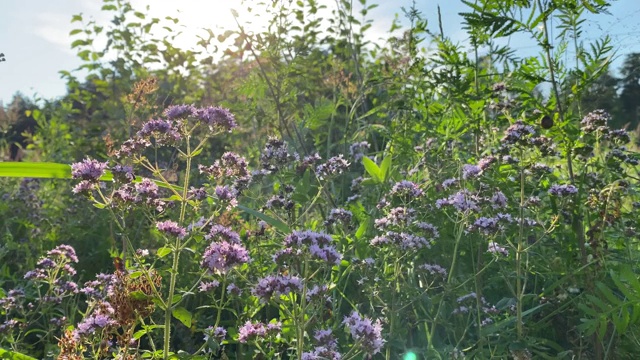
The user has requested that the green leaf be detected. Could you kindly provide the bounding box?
[237,205,290,233]
[380,155,392,182]
[172,307,192,328]
[0,348,38,360]
[130,290,150,301]
[157,247,172,258]
[0,162,71,179]
[362,156,382,183]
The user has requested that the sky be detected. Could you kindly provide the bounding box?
[1,0,640,105]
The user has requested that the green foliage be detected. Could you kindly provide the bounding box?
[3,0,640,359]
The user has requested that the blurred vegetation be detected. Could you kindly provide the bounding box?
[2,0,640,358]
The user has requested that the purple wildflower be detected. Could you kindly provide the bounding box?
[316,155,350,179]
[436,189,480,212]
[581,109,611,134]
[156,220,186,239]
[203,326,227,344]
[478,156,497,171]
[188,186,207,200]
[251,275,303,303]
[502,120,536,145]
[135,178,159,198]
[206,225,241,243]
[199,280,220,292]
[227,283,242,296]
[260,137,297,172]
[342,311,384,355]
[201,240,250,274]
[349,141,370,161]
[488,242,509,256]
[195,106,237,131]
[237,321,280,343]
[111,165,135,183]
[325,208,353,226]
[115,137,151,158]
[298,153,322,173]
[462,164,482,179]
[215,185,238,208]
[164,104,196,119]
[419,263,448,277]
[137,119,182,145]
[548,184,578,196]
[71,158,108,181]
[390,180,423,198]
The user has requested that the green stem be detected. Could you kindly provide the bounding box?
[163,135,193,359]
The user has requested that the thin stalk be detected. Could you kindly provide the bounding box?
[428,217,465,349]
[163,135,194,359]
[516,148,526,339]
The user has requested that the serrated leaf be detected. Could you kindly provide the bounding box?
[172,307,192,328]
[0,348,38,360]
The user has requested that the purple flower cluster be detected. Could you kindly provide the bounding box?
[416,222,440,238]
[325,208,353,227]
[199,280,220,292]
[349,141,370,161]
[215,185,238,209]
[80,273,115,300]
[419,263,448,277]
[137,119,182,145]
[199,152,250,186]
[203,326,227,344]
[206,225,241,243]
[251,275,303,303]
[436,190,480,212]
[279,230,342,265]
[25,244,79,283]
[195,106,237,131]
[238,321,281,343]
[111,165,135,183]
[164,104,196,119]
[0,289,24,311]
[156,220,187,239]
[202,238,250,274]
[111,178,166,211]
[389,180,423,198]
[302,329,342,360]
[297,153,322,173]
[581,109,611,134]
[488,242,509,256]
[316,154,350,179]
[374,207,416,229]
[71,158,108,195]
[478,156,497,171]
[342,311,384,355]
[71,158,108,181]
[305,284,331,305]
[73,301,116,340]
[115,138,151,158]
[502,120,536,145]
[370,231,431,250]
[462,164,482,179]
[260,137,298,172]
[441,178,459,189]
[548,184,578,196]
[490,190,508,209]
